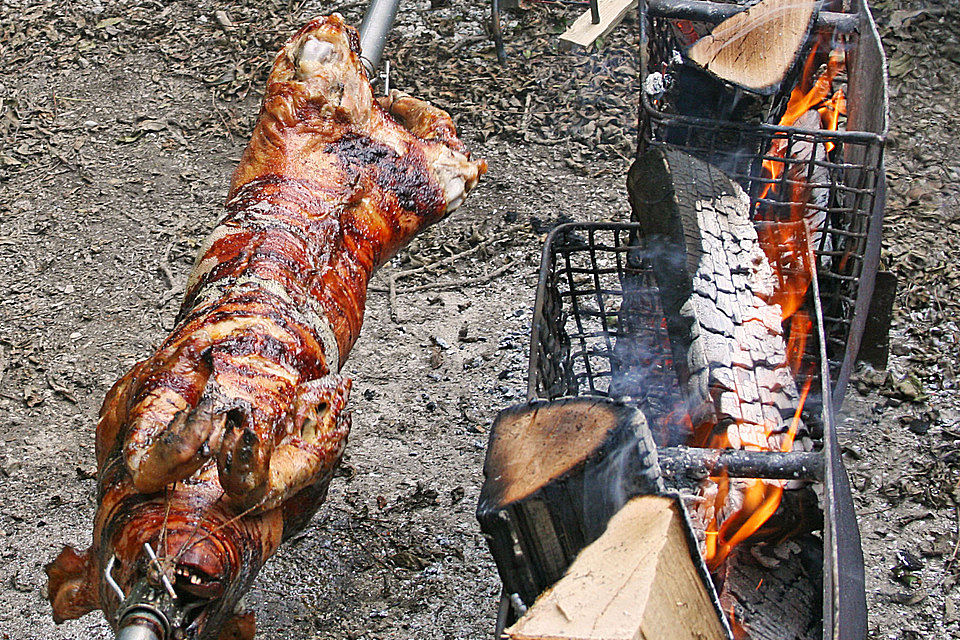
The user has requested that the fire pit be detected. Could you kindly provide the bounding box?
[520,222,847,638]
[478,1,887,638]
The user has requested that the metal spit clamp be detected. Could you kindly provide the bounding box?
[357,0,398,93]
[105,543,188,640]
[363,59,391,94]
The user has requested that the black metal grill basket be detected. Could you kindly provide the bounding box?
[636,0,888,403]
[517,3,885,637]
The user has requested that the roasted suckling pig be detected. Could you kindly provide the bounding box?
[45,14,485,639]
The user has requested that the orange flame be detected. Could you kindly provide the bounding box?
[786,311,812,376]
[818,90,847,153]
[701,45,846,571]
[783,48,844,128]
[704,468,730,564]
[760,47,846,199]
[780,374,814,453]
[703,370,813,569]
[711,480,784,568]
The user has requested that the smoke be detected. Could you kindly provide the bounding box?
[610,242,699,448]
[581,406,666,541]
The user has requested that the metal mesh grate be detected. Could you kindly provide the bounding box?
[530,223,652,399]
[638,7,886,389]
[528,223,827,443]
[528,224,682,442]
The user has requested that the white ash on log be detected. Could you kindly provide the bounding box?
[504,494,730,640]
[477,398,662,606]
[626,147,813,529]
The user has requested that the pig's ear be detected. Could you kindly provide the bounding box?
[217,611,257,640]
[45,545,99,623]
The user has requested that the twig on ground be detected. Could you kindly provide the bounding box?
[211,89,238,142]
[521,93,533,143]
[947,484,960,570]
[159,242,175,288]
[397,257,517,295]
[388,257,518,323]
[373,223,525,291]
[158,241,181,308]
[46,373,77,404]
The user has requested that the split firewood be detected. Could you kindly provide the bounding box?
[687,0,818,93]
[477,397,662,605]
[626,147,813,534]
[504,494,730,640]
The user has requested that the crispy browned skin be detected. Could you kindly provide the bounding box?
[106,13,484,508]
[46,14,485,640]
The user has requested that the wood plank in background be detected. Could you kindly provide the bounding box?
[558,0,637,50]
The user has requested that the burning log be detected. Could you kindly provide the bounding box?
[718,538,822,640]
[626,147,815,565]
[627,147,810,452]
[504,494,730,640]
[477,397,662,606]
[687,0,817,93]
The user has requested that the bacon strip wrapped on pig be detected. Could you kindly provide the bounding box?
[46,14,485,640]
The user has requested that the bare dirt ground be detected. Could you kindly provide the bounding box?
[0,1,957,639]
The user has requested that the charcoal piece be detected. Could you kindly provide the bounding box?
[710,367,736,392]
[761,404,782,429]
[718,537,822,640]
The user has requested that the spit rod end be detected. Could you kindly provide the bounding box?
[116,606,169,640]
